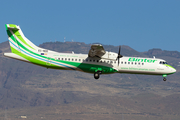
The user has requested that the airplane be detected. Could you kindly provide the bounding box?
[4,24,176,81]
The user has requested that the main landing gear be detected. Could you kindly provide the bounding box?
[94,71,102,79]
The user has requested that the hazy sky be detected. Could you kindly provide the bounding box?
[0,0,180,52]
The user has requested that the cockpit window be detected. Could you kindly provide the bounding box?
[159,61,168,64]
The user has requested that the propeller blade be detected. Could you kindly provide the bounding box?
[118,46,120,66]
[118,46,121,56]
[117,46,123,66]
[118,57,120,66]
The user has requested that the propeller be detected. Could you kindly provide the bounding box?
[116,46,123,66]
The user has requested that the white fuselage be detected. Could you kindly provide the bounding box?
[33,51,175,76]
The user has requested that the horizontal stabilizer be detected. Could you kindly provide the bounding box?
[4,53,29,62]
[7,26,19,30]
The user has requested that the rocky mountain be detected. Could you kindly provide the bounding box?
[0,41,180,120]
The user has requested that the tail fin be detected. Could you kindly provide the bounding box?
[5,24,39,53]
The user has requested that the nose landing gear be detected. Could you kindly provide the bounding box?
[163,75,167,81]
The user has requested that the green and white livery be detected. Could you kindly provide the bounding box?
[4,24,176,81]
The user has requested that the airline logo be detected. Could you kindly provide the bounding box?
[128,58,157,63]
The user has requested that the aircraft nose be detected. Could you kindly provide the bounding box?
[165,64,176,74]
[172,68,176,73]
[170,66,176,73]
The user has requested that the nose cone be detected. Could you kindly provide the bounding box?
[172,67,176,73]
[164,64,176,74]
[169,65,176,74]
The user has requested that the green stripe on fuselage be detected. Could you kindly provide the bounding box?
[6,24,117,73]
[10,46,67,70]
[10,36,116,73]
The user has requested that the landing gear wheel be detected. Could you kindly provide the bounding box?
[163,77,166,81]
[94,72,100,79]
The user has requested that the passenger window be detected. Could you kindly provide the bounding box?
[121,62,123,64]
[68,58,70,61]
[62,58,64,60]
[58,58,60,60]
[138,63,140,65]
[142,63,144,65]
[79,59,81,61]
[65,58,67,61]
[72,59,74,61]
[131,62,133,65]
[135,62,137,65]
[93,60,95,62]
[128,62,130,64]
[125,62,126,64]
[97,60,99,62]
[75,59,77,61]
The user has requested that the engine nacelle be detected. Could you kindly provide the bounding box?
[101,51,118,61]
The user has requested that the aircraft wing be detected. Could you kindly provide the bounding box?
[88,44,106,58]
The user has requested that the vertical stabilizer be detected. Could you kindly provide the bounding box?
[5,24,39,53]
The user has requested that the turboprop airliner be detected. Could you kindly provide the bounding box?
[4,24,176,81]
